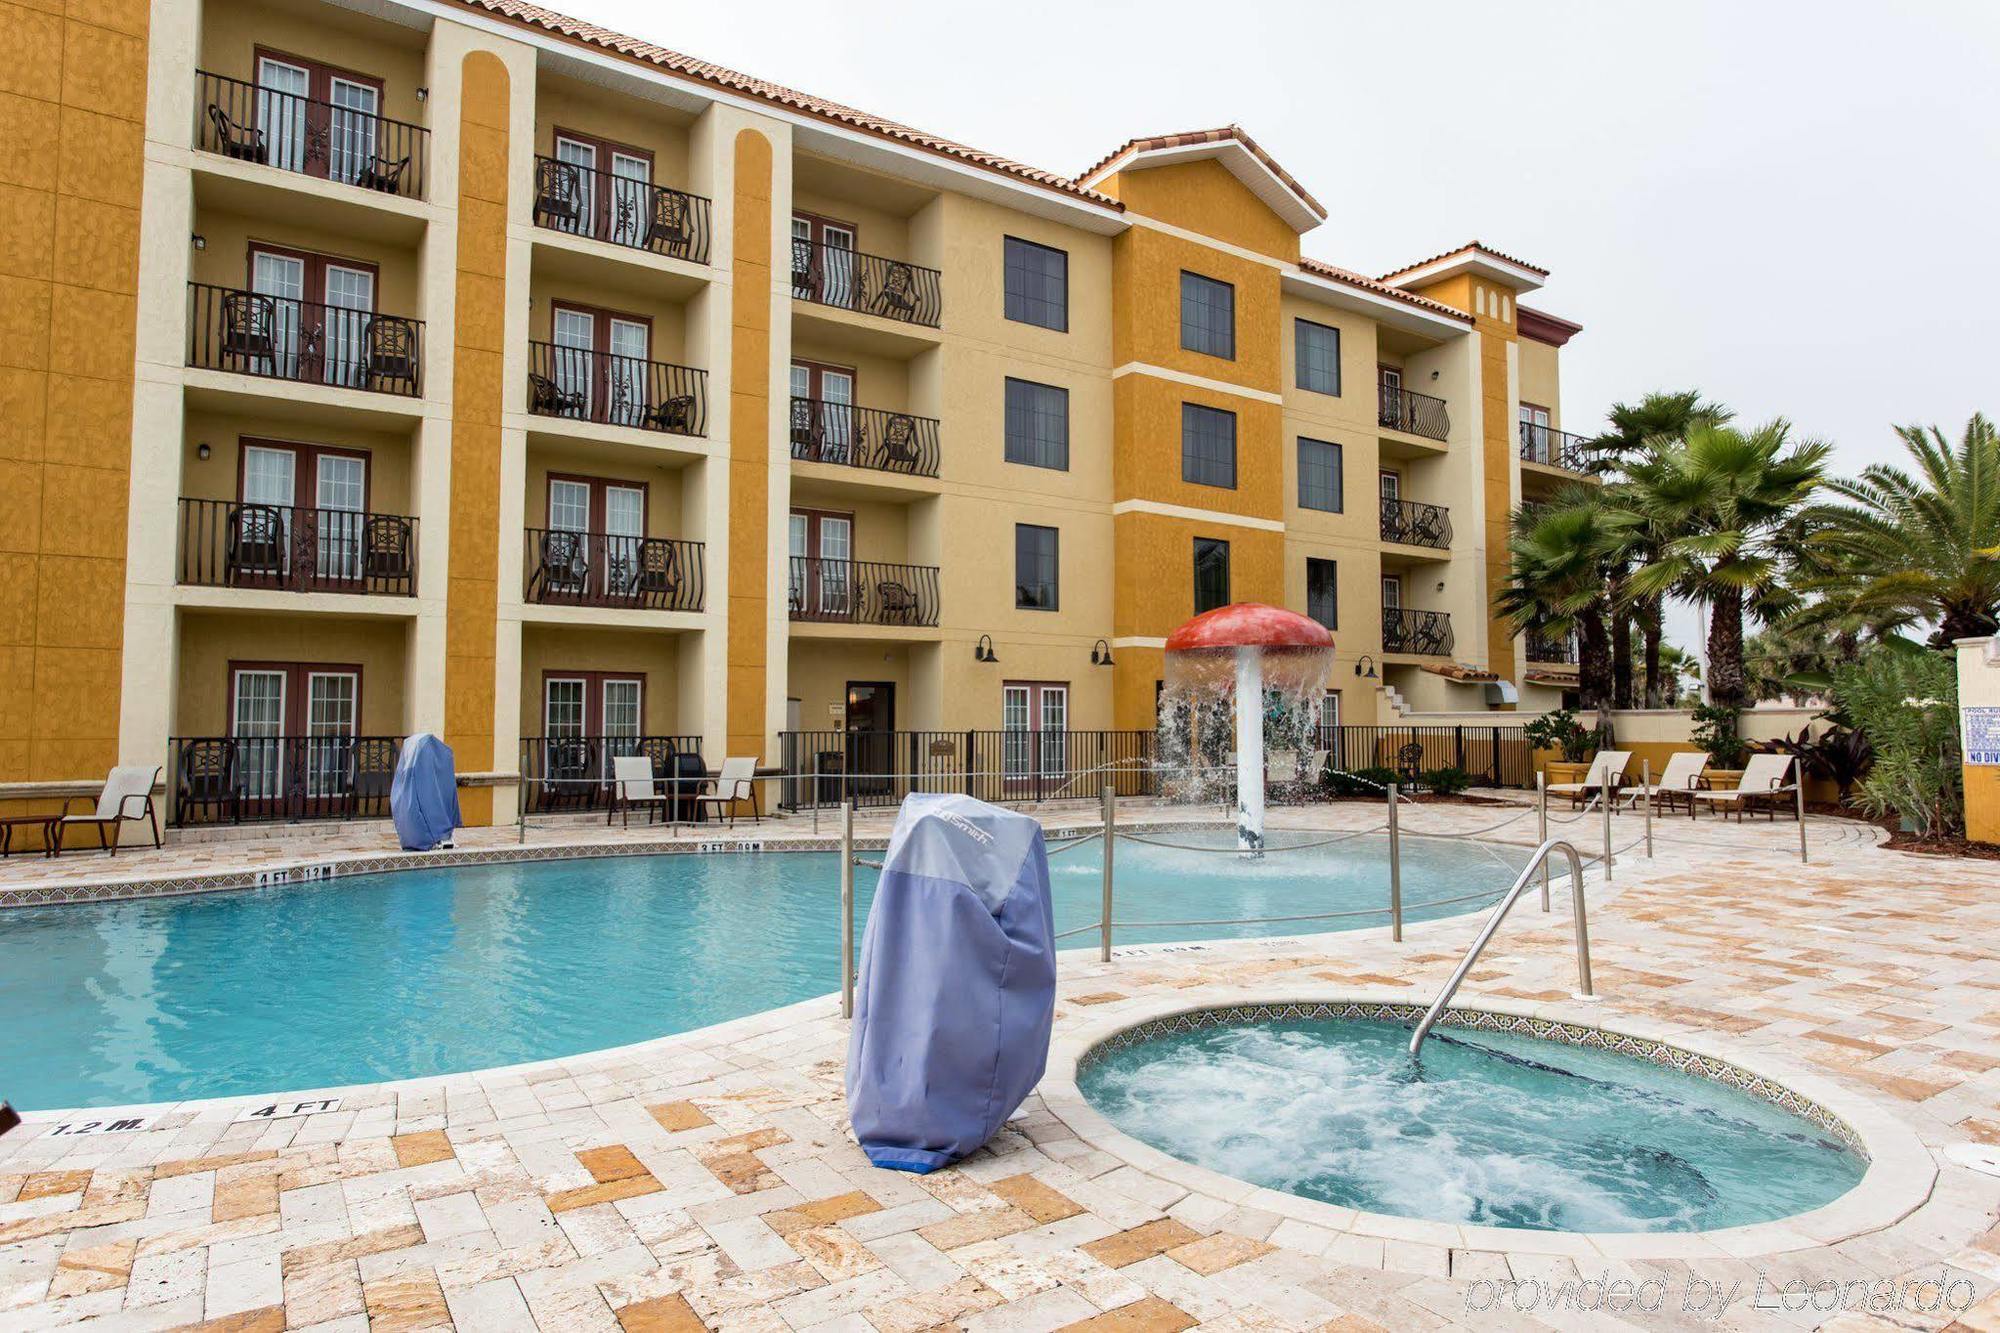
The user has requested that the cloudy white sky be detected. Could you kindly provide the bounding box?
[559,0,1999,659]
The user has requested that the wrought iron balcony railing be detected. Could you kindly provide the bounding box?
[531,156,712,265]
[1383,606,1454,656]
[169,734,401,826]
[1378,384,1451,441]
[178,497,416,596]
[1379,497,1452,550]
[194,70,428,199]
[788,557,940,627]
[1526,629,1578,664]
[520,734,706,815]
[1519,422,1593,472]
[188,282,422,396]
[789,397,940,478]
[522,529,705,612]
[791,238,942,328]
[527,342,707,437]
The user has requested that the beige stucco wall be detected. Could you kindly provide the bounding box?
[517,623,687,736]
[198,0,428,130]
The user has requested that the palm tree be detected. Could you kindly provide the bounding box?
[1795,415,2000,648]
[1587,391,1733,706]
[1624,420,1831,709]
[1498,487,1631,708]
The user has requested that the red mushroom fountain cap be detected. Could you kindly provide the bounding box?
[1164,602,1334,653]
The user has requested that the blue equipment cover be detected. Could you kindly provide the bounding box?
[390,733,462,852]
[846,793,1057,1173]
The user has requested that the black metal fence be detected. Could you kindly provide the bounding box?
[1317,724,1532,789]
[788,557,940,626]
[790,398,940,478]
[1520,422,1592,472]
[188,283,422,396]
[1379,497,1452,549]
[521,529,704,611]
[791,238,942,327]
[1379,384,1451,441]
[178,498,416,596]
[531,156,712,265]
[1383,606,1455,656]
[527,341,707,437]
[168,734,401,827]
[519,734,704,815]
[779,730,1157,809]
[195,70,428,199]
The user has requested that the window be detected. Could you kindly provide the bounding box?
[1307,558,1338,630]
[1002,682,1069,786]
[1298,438,1343,512]
[1193,538,1230,614]
[1295,319,1341,395]
[1004,378,1069,470]
[1003,237,1068,331]
[1182,403,1237,489]
[1179,271,1235,359]
[1015,524,1059,610]
[1322,689,1341,732]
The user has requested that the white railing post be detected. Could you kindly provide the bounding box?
[1536,769,1549,911]
[1796,761,1809,864]
[1100,785,1115,963]
[1641,757,1653,859]
[839,801,855,1020]
[1387,782,1402,942]
[1601,766,1615,883]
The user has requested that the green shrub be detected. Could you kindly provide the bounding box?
[1689,703,1750,769]
[1423,766,1474,797]
[1325,765,1399,797]
[1523,708,1592,762]
[1833,650,1962,837]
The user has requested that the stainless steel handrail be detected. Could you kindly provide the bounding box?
[1408,836,1593,1057]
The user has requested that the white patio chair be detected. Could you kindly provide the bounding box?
[693,756,762,827]
[56,764,162,856]
[1546,750,1631,809]
[1689,753,1798,821]
[1621,751,1708,815]
[607,755,670,829]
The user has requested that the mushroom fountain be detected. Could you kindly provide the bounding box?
[1160,603,1336,854]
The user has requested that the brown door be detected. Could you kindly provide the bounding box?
[844,681,895,795]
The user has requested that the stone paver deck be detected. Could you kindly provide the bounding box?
[2,803,1998,1330]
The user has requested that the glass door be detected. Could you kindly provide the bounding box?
[602,484,644,601]
[606,317,649,427]
[313,452,366,585]
[601,678,642,776]
[555,137,597,237]
[250,250,306,380]
[240,444,296,583]
[815,514,851,617]
[609,151,649,247]
[820,223,856,309]
[256,57,311,174]
[232,668,287,801]
[321,263,374,388]
[1037,685,1069,787]
[304,671,358,799]
[326,76,380,185]
[1520,403,1552,463]
[552,308,595,419]
[818,368,855,465]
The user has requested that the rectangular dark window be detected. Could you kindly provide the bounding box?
[1015,523,1059,611]
[1004,378,1069,470]
[1307,558,1338,630]
[1003,236,1068,331]
[1295,319,1341,395]
[1179,271,1235,359]
[1181,403,1237,489]
[1193,537,1231,614]
[1298,437,1343,512]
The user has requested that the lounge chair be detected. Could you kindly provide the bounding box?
[607,755,670,828]
[1621,751,1708,815]
[1689,753,1799,821]
[55,765,163,856]
[693,757,761,827]
[1546,750,1631,809]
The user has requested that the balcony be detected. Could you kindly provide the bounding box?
[177,498,417,596]
[520,735,705,815]
[522,529,705,612]
[789,398,940,478]
[1526,629,1577,664]
[188,283,422,397]
[1520,422,1592,473]
[527,343,707,437]
[1378,384,1450,442]
[1383,607,1454,656]
[531,156,712,266]
[789,557,940,627]
[791,238,941,328]
[194,71,429,200]
[1379,497,1452,550]
[169,734,400,827]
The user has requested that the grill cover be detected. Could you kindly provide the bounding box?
[390,733,462,852]
[846,794,1057,1172]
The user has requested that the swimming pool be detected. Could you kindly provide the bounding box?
[0,829,1534,1109]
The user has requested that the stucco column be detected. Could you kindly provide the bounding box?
[1956,637,2000,844]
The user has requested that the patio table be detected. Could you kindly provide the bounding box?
[0,813,57,858]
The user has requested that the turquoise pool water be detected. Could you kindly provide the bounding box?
[0,830,1533,1110]
[1080,1018,1866,1232]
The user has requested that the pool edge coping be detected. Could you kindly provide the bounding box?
[1035,985,1937,1267]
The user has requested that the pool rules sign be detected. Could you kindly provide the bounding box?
[1965,705,2000,765]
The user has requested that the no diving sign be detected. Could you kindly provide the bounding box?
[1965,706,2000,765]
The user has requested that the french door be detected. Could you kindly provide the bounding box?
[789,509,853,618]
[229,662,361,809]
[542,673,645,781]
[255,52,385,186]
[1381,575,1402,610]
[249,245,376,386]
[546,475,646,602]
[792,214,856,308]
[551,304,651,426]
[238,440,369,589]
[789,360,856,463]
[1520,402,1553,462]
[1002,681,1069,794]
[554,134,652,245]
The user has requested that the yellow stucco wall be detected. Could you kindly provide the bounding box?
[727,129,772,757]
[1110,227,1280,391]
[1097,158,1300,264]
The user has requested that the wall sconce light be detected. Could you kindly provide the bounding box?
[196,442,211,461]
[415,87,429,102]
[973,634,998,663]
[1429,369,1439,382]
[191,234,206,250]
[1090,639,1114,667]
[1354,654,1378,680]
[1435,580,1446,593]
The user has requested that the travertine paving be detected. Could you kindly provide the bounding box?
[2,803,1998,1331]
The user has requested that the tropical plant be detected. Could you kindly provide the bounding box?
[1688,703,1749,769]
[1832,649,1961,837]
[1742,619,1867,702]
[1422,766,1474,797]
[1642,643,1700,707]
[1499,488,1632,707]
[1749,726,1874,803]
[1324,765,1399,798]
[1523,707,1593,763]
[1624,420,1831,709]
[1795,415,2000,649]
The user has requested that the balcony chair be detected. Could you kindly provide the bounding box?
[354,153,411,195]
[206,104,267,163]
[607,755,670,828]
[1689,753,1799,822]
[877,414,921,472]
[668,750,709,823]
[364,316,417,392]
[219,291,279,375]
[634,540,682,605]
[174,738,239,826]
[1394,742,1426,792]
[541,738,596,811]
[55,765,163,856]
[529,372,586,418]
[362,515,413,587]
[643,394,697,434]
[1547,750,1632,810]
[530,529,591,601]
[1410,505,1449,548]
[693,757,762,828]
[876,579,919,625]
[790,240,816,300]
[534,159,584,230]
[226,504,288,584]
[644,190,692,257]
[870,263,919,320]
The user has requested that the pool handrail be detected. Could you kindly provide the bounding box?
[1408,836,1592,1058]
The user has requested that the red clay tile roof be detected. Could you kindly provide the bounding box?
[1295,258,1471,322]
[1380,241,1550,284]
[449,0,1122,209]
[1074,125,1325,220]
[1422,663,1501,683]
